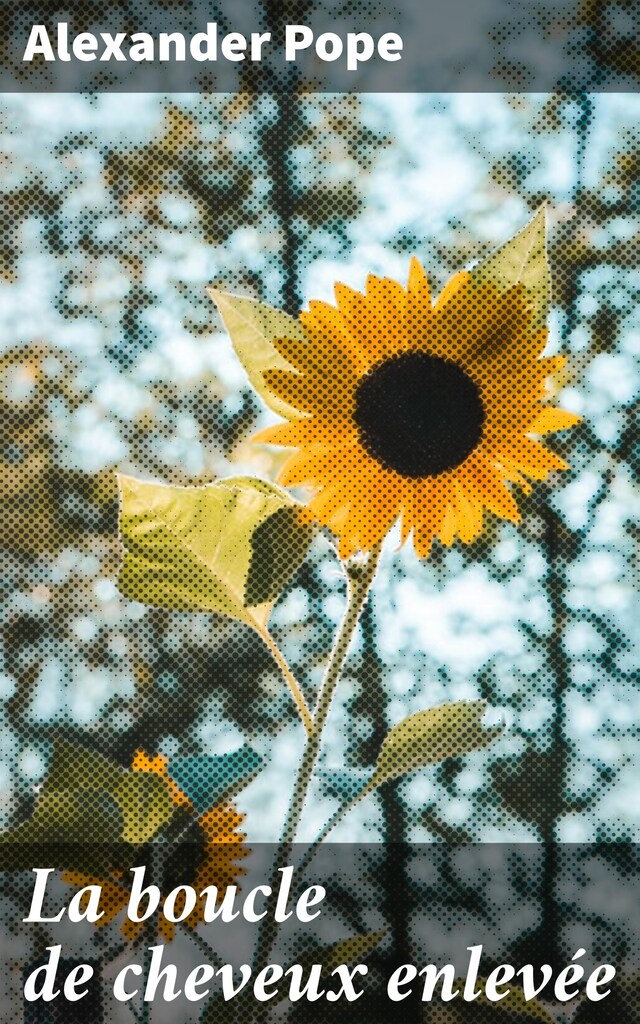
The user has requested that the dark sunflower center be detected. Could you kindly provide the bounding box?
[354,352,485,478]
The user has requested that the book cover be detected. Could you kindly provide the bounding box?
[1,2,638,1021]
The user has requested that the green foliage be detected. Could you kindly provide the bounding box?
[43,741,173,845]
[471,205,548,328]
[1,89,387,809]
[246,507,316,607]
[0,789,120,871]
[0,346,109,555]
[199,994,249,1024]
[113,771,174,845]
[490,749,581,827]
[118,474,313,632]
[209,289,307,419]
[369,701,502,789]
[0,741,173,869]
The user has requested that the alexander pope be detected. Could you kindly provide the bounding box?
[22,23,403,71]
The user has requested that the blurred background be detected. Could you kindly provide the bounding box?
[1,86,638,845]
[1,81,639,1021]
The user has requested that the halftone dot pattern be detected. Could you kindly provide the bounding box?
[2,0,640,90]
[256,268,580,559]
[58,751,249,945]
[0,87,638,1022]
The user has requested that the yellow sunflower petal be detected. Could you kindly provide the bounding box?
[453,481,485,543]
[407,255,430,301]
[308,480,350,525]
[346,466,404,551]
[495,458,534,494]
[131,750,164,773]
[502,437,569,479]
[122,917,144,943]
[364,275,411,355]
[159,917,177,943]
[334,281,362,310]
[279,446,356,487]
[412,529,434,560]
[337,530,359,560]
[300,301,367,373]
[273,328,362,384]
[399,484,417,547]
[528,407,582,434]
[410,483,449,557]
[434,270,471,310]
[463,458,522,522]
[438,503,457,547]
[263,369,351,416]
[132,748,191,810]
[253,419,349,449]
[333,284,390,364]
[366,273,407,312]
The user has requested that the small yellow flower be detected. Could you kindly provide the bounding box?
[63,750,247,943]
[254,260,581,559]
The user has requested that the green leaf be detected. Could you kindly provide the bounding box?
[471,205,548,329]
[114,772,174,845]
[44,738,172,844]
[168,746,264,816]
[208,289,307,419]
[42,740,122,795]
[8,790,121,844]
[245,506,315,607]
[370,701,502,788]
[118,474,312,631]
[0,789,123,872]
[0,740,175,868]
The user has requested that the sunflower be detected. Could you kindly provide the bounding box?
[254,260,581,559]
[63,750,247,943]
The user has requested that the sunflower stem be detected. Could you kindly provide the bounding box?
[311,544,382,758]
[251,542,382,1017]
[258,626,314,739]
[282,542,382,847]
